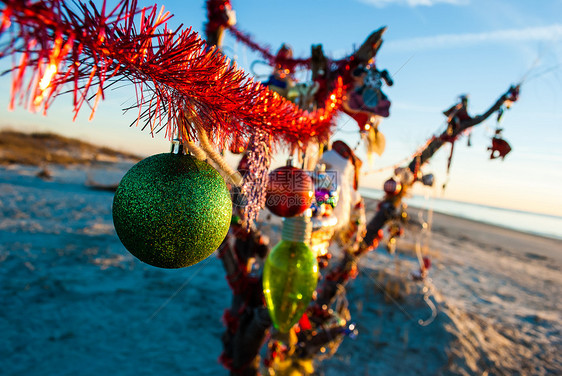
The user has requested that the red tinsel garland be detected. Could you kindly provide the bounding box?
[228,26,313,73]
[0,0,345,147]
[204,0,324,73]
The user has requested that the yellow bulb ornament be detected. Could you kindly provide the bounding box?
[263,213,319,333]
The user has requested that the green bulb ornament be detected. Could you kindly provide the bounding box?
[112,151,232,268]
[262,213,319,333]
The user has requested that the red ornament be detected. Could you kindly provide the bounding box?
[383,178,401,195]
[229,133,248,155]
[488,137,512,160]
[265,166,314,217]
[298,313,312,331]
[422,256,431,270]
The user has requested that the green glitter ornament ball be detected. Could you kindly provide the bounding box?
[112,153,232,268]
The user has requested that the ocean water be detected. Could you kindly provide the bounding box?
[359,187,562,241]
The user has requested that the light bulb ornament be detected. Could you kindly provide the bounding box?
[263,213,319,333]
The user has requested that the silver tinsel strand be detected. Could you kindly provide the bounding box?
[242,131,272,230]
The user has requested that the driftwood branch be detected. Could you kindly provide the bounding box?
[315,84,522,311]
[407,85,518,173]
[353,26,387,65]
[218,27,388,374]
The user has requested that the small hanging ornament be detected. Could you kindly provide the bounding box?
[263,214,319,333]
[369,125,386,157]
[423,256,431,271]
[262,44,296,98]
[239,131,272,229]
[386,222,404,254]
[488,129,512,160]
[421,173,434,187]
[383,177,401,195]
[112,150,232,268]
[229,132,248,155]
[314,187,330,204]
[412,256,432,282]
[313,164,339,210]
[342,65,392,128]
[265,163,314,217]
[488,137,512,159]
[314,188,338,209]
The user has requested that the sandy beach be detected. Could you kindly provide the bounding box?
[1,162,561,375]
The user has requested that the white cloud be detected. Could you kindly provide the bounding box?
[357,0,468,7]
[386,24,562,51]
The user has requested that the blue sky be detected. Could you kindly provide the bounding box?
[1,0,561,216]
